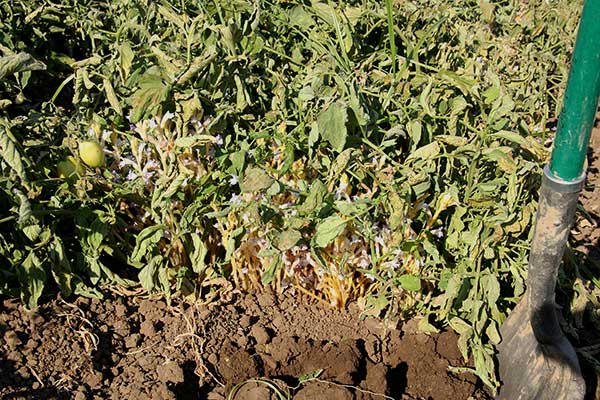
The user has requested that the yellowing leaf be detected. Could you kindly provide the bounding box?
[276,228,302,251]
[241,168,274,193]
[406,142,440,162]
[317,101,347,152]
[313,215,346,247]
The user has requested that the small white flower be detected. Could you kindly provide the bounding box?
[430,227,444,238]
[359,257,370,269]
[126,170,138,181]
[102,129,112,141]
[148,118,157,129]
[119,156,137,169]
[229,175,239,185]
[137,142,146,155]
[161,111,175,126]
[215,134,223,147]
[365,273,376,281]
[144,159,159,170]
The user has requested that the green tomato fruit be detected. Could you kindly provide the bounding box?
[79,140,105,167]
[57,156,85,180]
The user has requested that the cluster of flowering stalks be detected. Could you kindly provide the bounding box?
[216,141,443,309]
[105,111,216,191]
[88,112,453,308]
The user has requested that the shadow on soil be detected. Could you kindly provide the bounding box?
[0,356,65,399]
[387,361,409,397]
[171,360,202,400]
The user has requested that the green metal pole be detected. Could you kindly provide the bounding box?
[549,0,600,182]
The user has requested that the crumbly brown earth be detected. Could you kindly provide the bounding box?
[0,289,492,400]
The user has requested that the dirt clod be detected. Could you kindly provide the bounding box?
[0,291,492,399]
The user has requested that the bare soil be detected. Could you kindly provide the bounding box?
[0,288,491,400]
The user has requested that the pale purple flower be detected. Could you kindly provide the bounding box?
[126,170,138,181]
[142,170,154,182]
[215,135,223,147]
[148,118,157,129]
[229,193,242,205]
